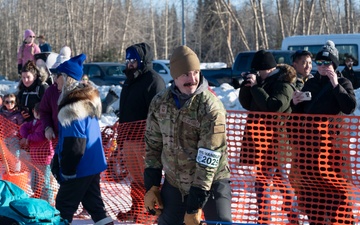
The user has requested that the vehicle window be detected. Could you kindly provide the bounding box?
[87,66,101,78]
[273,52,293,65]
[288,44,359,66]
[153,63,168,74]
[234,54,253,72]
[106,66,126,77]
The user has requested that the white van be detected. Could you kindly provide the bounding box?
[281,34,360,71]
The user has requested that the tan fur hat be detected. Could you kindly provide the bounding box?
[170,45,200,79]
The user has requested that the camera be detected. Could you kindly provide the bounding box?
[240,69,259,87]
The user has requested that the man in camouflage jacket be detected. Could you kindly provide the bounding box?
[144,45,232,225]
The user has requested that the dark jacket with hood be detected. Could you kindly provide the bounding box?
[119,43,166,123]
[52,84,107,182]
[17,70,48,121]
[292,71,356,115]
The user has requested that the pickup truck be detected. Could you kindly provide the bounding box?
[202,50,295,88]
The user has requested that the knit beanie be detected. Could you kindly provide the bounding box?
[315,40,339,69]
[126,47,142,69]
[170,45,200,79]
[56,53,86,81]
[24,29,35,39]
[251,50,277,71]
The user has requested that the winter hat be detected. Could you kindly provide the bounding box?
[126,47,142,68]
[51,46,72,71]
[170,45,200,79]
[251,50,277,71]
[60,46,72,59]
[24,29,35,39]
[315,40,339,69]
[56,53,86,81]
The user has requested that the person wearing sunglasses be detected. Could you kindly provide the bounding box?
[0,93,24,125]
[17,29,41,75]
[115,42,166,223]
[341,54,360,89]
[291,40,356,224]
[291,50,314,90]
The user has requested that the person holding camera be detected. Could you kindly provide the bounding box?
[238,50,298,224]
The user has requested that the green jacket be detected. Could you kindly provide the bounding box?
[145,84,230,196]
[239,64,297,113]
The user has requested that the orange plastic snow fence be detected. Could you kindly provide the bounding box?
[1,111,360,224]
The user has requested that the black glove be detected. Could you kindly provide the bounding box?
[17,64,22,75]
[186,186,210,214]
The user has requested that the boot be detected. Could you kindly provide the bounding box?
[101,89,119,114]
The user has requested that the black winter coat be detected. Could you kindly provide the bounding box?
[292,72,356,115]
[119,43,166,123]
[17,78,48,121]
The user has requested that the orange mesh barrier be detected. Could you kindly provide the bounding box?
[1,111,360,224]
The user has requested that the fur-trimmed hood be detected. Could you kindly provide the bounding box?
[58,83,102,127]
[276,64,297,84]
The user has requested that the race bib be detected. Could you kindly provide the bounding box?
[196,148,221,168]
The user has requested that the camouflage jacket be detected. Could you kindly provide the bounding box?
[145,87,230,195]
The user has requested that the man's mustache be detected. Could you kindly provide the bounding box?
[184,82,198,87]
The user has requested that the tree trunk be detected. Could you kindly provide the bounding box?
[319,0,330,34]
[120,0,132,61]
[150,0,157,59]
[258,0,268,49]
[306,0,316,35]
[276,0,285,40]
[221,0,250,50]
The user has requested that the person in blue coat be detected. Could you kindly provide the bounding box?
[51,53,114,225]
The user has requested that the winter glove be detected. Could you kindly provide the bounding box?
[144,186,163,216]
[45,127,55,140]
[184,209,202,225]
[17,64,22,75]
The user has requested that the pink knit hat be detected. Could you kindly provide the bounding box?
[24,29,35,39]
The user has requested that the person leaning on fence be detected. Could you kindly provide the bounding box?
[291,40,356,225]
[144,45,232,225]
[291,50,314,90]
[19,102,55,205]
[115,42,166,223]
[50,53,114,225]
[238,50,298,224]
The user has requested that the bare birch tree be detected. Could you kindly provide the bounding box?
[120,0,132,61]
[276,0,285,40]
